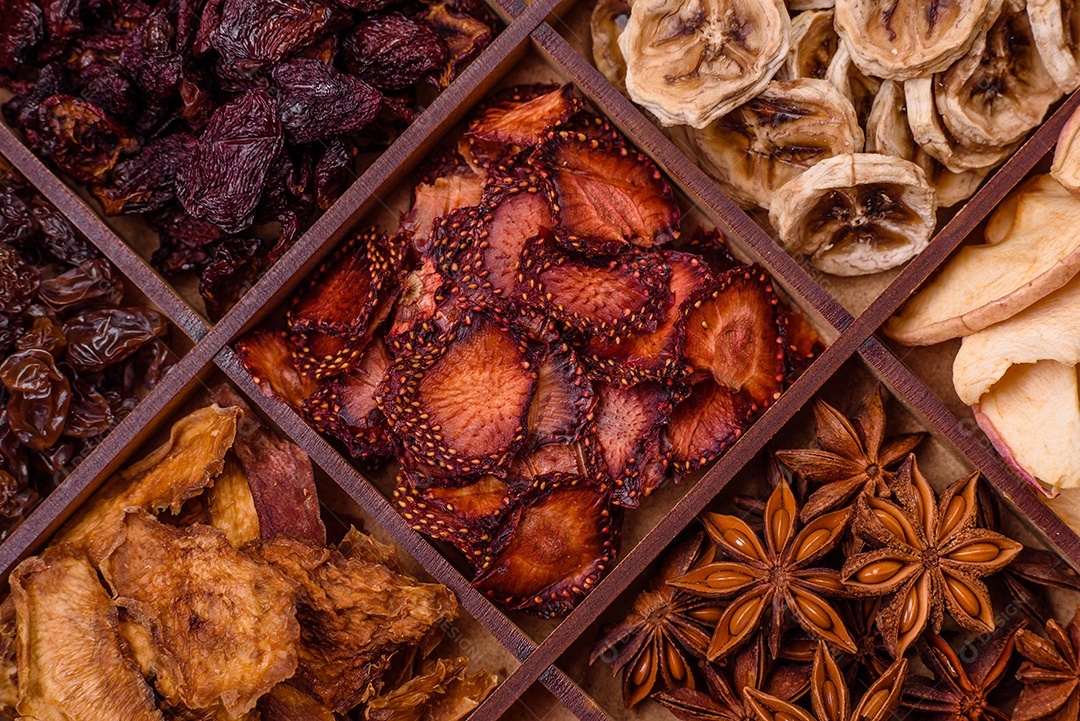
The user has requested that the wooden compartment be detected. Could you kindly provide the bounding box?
[0,0,1076,717]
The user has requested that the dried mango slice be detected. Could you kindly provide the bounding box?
[54,404,240,565]
[543,138,680,254]
[593,381,674,507]
[258,683,335,721]
[207,455,259,548]
[100,510,300,717]
[666,378,754,477]
[525,342,596,448]
[520,230,673,338]
[384,314,538,479]
[466,84,583,146]
[287,228,404,337]
[583,250,713,385]
[236,329,316,411]
[11,545,162,721]
[473,482,619,617]
[366,656,497,721]
[684,266,786,411]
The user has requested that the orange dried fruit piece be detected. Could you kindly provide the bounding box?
[684,265,786,411]
[383,313,538,480]
[583,250,714,385]
[525,341,596,449]
[236,329,316,411]
[473,482,619,617]
[10,545,162,720]
[366,656,498,720]
[100,510,300,717]
[519,229,673,339]
[666,378,755,477]
[54,404,240,565]
[207,455,259,548]
[593,381,674,508]
[542,137,680,254]
[510,434,606,486]
[466,84,583,146]
[258,683,335,721]
[287,227,405,338]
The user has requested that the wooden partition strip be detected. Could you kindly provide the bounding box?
[0,125,208,341]
[860,337,1080,566]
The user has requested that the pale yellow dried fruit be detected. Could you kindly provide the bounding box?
[687,78,863,210]
[973,360,1080,493]
[936,1,1061,149]
[769,153,936,276]
[834,0,1000,79]
[1052,105,1080,195]
[886,175,1080,345]
[1029,0,1080,90]
[825,43,881,124]
[619,0,791,128]
[207,455,259,548]
[591,0,631,93]
[783,10,838,79]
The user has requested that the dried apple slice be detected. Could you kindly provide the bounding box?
[384,314,537,480]
[591,0,631,92]
[769,153,937,276]
[666,378,754,476]
[520,230,673,338]
[583,250,713,385]
[100,510,300,717]
[1029,0,1080,90]
[54,404,240,565]
[886,175,1080,346]
[684,266,786,409]
[208,456,259,548]
[394,471,512,562]
[784,9,839,79]
[473,482,619,617]
[236,329,316,410]
[1053,107,1080,195]
[542,138,680,253]
[833,0,997,79]
[974,360,1080,494]
[593,381,674,507]
[952,275,1080,405]
[618,0,791,128]
[11,546,161,720]
[526,342,596,448]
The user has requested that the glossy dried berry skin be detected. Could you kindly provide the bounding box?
[342,13,448,90]
[0,0,43,72]
[0,244,40,315]
[0,189,38,249]
[38,259,124,312]
[94,133,197,216]
[272,59,382,145]
[25,95,138,185]
[0,348,71,452]
[29,197,97,266]
[64,308,168,372]
[199,237,263,321]
[210,0,343,72]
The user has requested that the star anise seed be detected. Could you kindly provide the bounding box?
[840,456,1021,657]
[1015,607,1080,721]
[671,479,857,661]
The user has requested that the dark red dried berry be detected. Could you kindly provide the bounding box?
[0,0,43,72]
[341,13,447,90]
[94,133,197,216]
[26,95,138,185]
[209,0,343,72]
[272,59,381,145]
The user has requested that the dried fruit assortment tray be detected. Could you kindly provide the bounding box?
[1,0,1080,717]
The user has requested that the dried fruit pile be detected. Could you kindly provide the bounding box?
[0,390,496,720]
[591,0,1075,276]
[236,84,822,617]
[886,109,1080,502]
[0,160,171,537]
[0,0,495,318]
[594,389,1080,720]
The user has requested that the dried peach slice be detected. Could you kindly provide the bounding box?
[886,175,1080,346]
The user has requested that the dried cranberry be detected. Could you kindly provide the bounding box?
[26,95,139,185]
[210,0,343,73]
[199,237,262,321]
[95,133,197,216]
[119,2,184,102]
[0,0,43,72]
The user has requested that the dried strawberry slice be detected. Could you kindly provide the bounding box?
[593,381,674,507]
[404,174,484,252]
[525,342,596,448]
[541,137,679,254]
[473,482,619,617]
[520,230,673,339]
[583,251,713,385]
[466,84,583,146]
[287,228,404,337]
[666,378,754,477]
[236,329,315,411]
[412,145,473,187]
[394,469,512,562]
[383,313,539,479]
[684,265,786,411]
[511,433,606,486]
[387,257,449,344]
[291,331,365,382]
[303,338,395,459]
[546,111,628,147]
[428,205,484,277]
[682,228,741,276]
[780,307,823,381]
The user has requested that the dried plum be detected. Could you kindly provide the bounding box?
[273,59,381,145]
[210,0,343,72]
[341,13,447,90]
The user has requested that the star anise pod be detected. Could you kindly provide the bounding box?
[1014,607,1080,721]
[841,456,1021,657]
[670,479,857,661]
[653,634,808,721]
[902,622,1025,721]
[746,640,907,721]
[775,388,924,522]
[591,532,722,707]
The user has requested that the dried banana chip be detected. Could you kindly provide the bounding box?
[834,0,1000,79]
[769,153,936,276]
[936,1,1061,149]
[905,77,1018,173]
[1029,0,1080,90]
[619,0,791,128]
[54,404,240,565]
[783,10,838,79]
[591,0,631,92]
[687,79,863,210]
[1053,106,1080,194]
[824,43,881,125]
